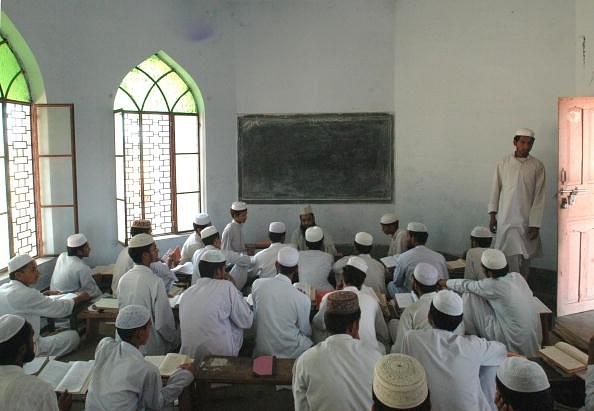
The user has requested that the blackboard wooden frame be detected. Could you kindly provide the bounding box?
[237,112,393,203]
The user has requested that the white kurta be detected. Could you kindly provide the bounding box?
[388,245,449,297]
[298,250,334,292]
[191,244,216,283]
[85,338,193,411]
[290,227,337,255]
[312,286,389,354]
[388,229,408,256]
[464,247,488,280]
[117,264,178,355]
[178,277,253,360]
[252,242,285,279]
[0,280,79,356]
[180,232,203,264]
[488,153,545,259]
[447,274,542,357]
[333,254,387,297]
[223,249,253,291]
[0,365,59,411]
[221,219,245,253]
[50,252,102,298]
[292,334,383,411]
[390,291,464,353]
[402,328,507,411]
[251,274,312,358]
[112,248,177,296]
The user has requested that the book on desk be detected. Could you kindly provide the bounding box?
[539,341,588,377]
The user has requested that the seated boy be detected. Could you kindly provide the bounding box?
[85,305,194,410]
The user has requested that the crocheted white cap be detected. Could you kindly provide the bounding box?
[346,256,368,274]
[407,222,427,233]
[471,226,493,238]
[481,249,507,270]
[269,222,286,233]
[373,353,428,409]
[497,356,550,393]
[380,213,398,224]
[413,262,439,286]
[432,289,463,316]
[305,226,323,242]
[200,249,226,263]
[8,255,33,273]
[299,204,313,215]
[231,201,247,211]
[128,233,154,248]
[277,246,299,267]
[0,314,26,343]
[67,233,87,247]
[115,305,151,329]
[194,213,210,225]
[200,225,218,240]
[355,232,373,246]
[515,128,534,138]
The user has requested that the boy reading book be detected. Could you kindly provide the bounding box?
[85,305,195,410]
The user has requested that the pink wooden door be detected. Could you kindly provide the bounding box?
[557,97,594,316]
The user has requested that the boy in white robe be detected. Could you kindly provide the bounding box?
[298,226,334,292]
[464,226,493,280]
[85,305,194,411]
[495,356,553,411]
[180,212,210,263]
[221,201,248,254]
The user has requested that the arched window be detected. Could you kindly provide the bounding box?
[0,22,78,269]
[114,53,202,243]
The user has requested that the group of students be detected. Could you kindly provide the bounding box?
[0,198,593,410]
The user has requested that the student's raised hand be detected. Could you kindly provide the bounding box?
[58,390,72,411]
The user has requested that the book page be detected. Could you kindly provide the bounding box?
[394,292,416,309]
[23,356,49,375]
[93,297,119,310]
[55,360,94,394]
[556,342,588,364]
[37,360,71,389]
[158,353,190,377]
[539,346,586,373]
[145,355,166,369]
[446,258,466,270]
[380,256,396,268]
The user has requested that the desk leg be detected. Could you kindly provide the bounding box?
[178,380,195,411]
[86,319,99,340]
[196,381,210,410]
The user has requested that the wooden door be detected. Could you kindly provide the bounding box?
[557,97,594,316]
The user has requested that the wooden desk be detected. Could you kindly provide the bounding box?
[196,356,294,409]
[78,308,117,339]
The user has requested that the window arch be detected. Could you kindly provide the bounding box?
[114,52,203,243]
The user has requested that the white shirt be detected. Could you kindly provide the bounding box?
[389,245,449,295]
[112,248,177,296]
[178,277,253,360]
[388,229,407,256]
[390,291,464,353]
[0,365,59,411]
[221,219,245,253]
[290,227,337,255]
[313,286,389,354]
[117,264,178,355]
[85,338,193,411]
[402,328,507,411]
[464,247,488,280]
[251,274,312,358]
[180,232,203,264]
[0,280,74,343]
[334,254,387,296]
[292,334,383,411]
[298,250,334,291]
[447,273,542,357]
[252,242,285,279]
[50,252,102,298]
[488,153,545,259]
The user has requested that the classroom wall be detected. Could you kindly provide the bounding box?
[2,0,579,271]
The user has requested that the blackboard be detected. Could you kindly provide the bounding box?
[238,113,393,203]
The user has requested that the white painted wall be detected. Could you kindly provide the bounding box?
[2,0,579,271]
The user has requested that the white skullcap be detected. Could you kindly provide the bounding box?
[194,213,210,225]
[497,357,550,393]
[481,249,507,270]
[200,225,218,239]
[346,256,368,274]
[172,261,193,275]
[67,233,87,248]
[433,290,463,316]
[277,246,299,267]
[128,233,154,248]
[413,262,439,286]
[355,232,373,246]
[231,201,247,211]
[269,222,286,233]
[471,226,493,238]
[305,226,323,242]
[373,354,428,409]
[380,213,398,224]
[407,222,427,233]
[515,128,535,138]
[299,204,313,215]
[0,314,26,343]
[200,249,226,263]
[115,304,151,329]
[8,255,33,273]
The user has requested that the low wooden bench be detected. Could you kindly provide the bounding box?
[196,355,294,409]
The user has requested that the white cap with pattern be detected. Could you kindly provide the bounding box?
[8,255,33,273]
[0,314,26,343]
[432,289,463,316]
[481,249,507,270]
[231,201,247,211]
[373,353,428,409]
[346,256,368,274]
[194,213,210,225]
[354,232,373,246]
[200,225,219,240]
[497,356,550,393]
[305,226,323,242]
[407,222,427,233]
[128,233,154,248]
[115,304,151,329]
[67,233,87,248]
[269,222,286,233]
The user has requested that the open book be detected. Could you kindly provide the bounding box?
[446,258,466,271]
[294,282,316,303]
[37,359,94,394]
[145,353,192,377]
[92,297,119,311]
[393,292,417,310]
[539,342,588,374]
[23,356,50,375]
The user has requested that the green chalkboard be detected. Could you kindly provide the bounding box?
[238,113,393,203]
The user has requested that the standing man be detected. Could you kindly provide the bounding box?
[488,127,545,278]
[117,234,179,355]
[251,247,312,358]
[221,201,248,254]
[290,205,337,256]
[180,212,211,264]
[380,213,407,256]
[293,291,383,411]
[50,233,102,300]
